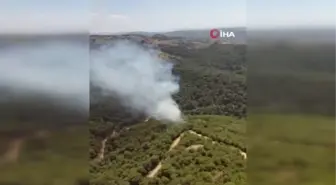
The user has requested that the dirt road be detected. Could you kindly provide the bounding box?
[146,129,247,178]
[0,138,24,164]
[95,130,119,162]
[147,162,162,178]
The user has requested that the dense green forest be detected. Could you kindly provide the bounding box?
[89,37,247,185]
[171,44,247,118]
[90,116,246,185]
[90,35,335,185]
[90,42,247,123]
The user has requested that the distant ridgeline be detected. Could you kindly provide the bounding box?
[89,33,247,125]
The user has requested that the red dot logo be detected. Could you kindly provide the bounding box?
[210,29,220,39]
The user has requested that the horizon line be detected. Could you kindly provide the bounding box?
[0,25,334,36]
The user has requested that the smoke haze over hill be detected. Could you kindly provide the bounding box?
[90,41,182,122]
[0,40,89,112]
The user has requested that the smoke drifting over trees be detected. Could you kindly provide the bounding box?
[0,40,89,125]
[90,41,183,123]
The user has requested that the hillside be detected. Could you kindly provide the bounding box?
[90,115,246,185]
[120,27,246,44]
[89,34,247,185]
[164,27,246,44]
[90,34,247,122]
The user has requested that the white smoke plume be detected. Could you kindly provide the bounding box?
[0,40,89,111]
[91,40,183,123]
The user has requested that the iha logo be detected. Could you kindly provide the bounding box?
[209,29,235,39]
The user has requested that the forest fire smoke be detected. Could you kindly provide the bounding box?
[91,40,183,123]
[0,40,89,111]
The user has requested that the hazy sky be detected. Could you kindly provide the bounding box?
[91,0,246,33]
[0,0,89,34]
[0,0,334,34]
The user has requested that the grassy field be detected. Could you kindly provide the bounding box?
[248,113,335,185]
[0,126,89,185]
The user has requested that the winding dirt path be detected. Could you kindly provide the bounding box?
[97,137,108,161]
[146,129,247,178]
[187,130,247,159]
[0,129,50,165]
[168,133,184,152]
[95,130,119,162]
[147,132,185,177]
[147,162,162,178]
[93,126,247,177]
[0,138,24,164]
